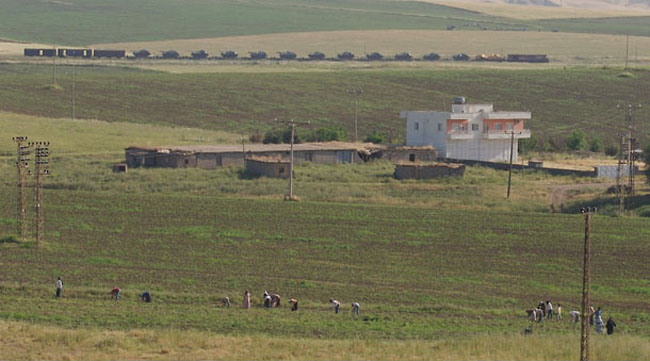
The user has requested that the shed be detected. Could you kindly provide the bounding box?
[394,162,465,179]
[245,157,290,178]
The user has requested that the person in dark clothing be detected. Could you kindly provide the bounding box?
[606,318,616,335]
[263,291,271,308]
[140,291,151,303]
[289,298,298,311]
[538,301,546,317]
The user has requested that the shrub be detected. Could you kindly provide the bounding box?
[566,129,587,150]
[519,134,538,154]
[589,137,602,153]
[0,235,19,244]
[364,131,387,144]
[309,126,348,142]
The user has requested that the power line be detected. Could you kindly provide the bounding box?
[12,136,31,240]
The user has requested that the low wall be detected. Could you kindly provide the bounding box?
[440,158,597,177]
[394,163,466,179]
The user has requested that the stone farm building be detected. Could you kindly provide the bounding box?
[245,157,290,178]
[401,97,531,162]
[125,142,438,169]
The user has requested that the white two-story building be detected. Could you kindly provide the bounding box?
[401,97,531,162]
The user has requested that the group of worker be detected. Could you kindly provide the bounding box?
[222,291,361,315]
[529,300,617,335]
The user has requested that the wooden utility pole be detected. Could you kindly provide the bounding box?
[624,35,629,72]
[506,131,521,199]
[31,141,50,245]
[12,137,31,240]
[580,207,595,361]
[276,119,310,201]
[346,88,363,142]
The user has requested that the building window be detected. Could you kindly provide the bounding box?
[452,124,459,132]
[495,123,502,131]
[414,122,419,130]
[409,154,416,162]
[507,123,514,131]
[472,124,479,131]
[279,167,285,174]
[438,123,442,131]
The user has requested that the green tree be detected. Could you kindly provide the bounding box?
[566,129,587,150]
[589,137,602,153]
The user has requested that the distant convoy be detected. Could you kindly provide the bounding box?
[23,47,549,63]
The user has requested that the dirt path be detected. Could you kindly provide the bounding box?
[548,183,612,213]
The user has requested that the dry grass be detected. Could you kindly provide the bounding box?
[0,40,57,57]
[416,0,650,19]
[1,321,649,360]
[92,30,650,66]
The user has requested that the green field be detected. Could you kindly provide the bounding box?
[1,64,649,147]
[1,114,649,359]
[2,0,650,45]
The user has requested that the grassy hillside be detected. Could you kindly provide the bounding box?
[0,0,507,45]
[2,0,650,45]
[1,64,649,147]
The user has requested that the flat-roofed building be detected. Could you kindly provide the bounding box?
[401,97,531,162]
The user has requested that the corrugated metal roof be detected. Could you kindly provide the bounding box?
[128,142,370,154]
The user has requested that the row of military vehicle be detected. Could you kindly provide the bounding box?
[24,48,548,63]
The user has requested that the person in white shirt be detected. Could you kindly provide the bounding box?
[330,299,340,314]
[56,277,63,298]
[351,302,360,316]
[546,301,554,320]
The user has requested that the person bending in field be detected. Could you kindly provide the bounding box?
[264,291,271,308]
[330,299,340,314]
[271,294,281,308]
[570,310,580,323]
[140,291,151,303]
[351,302,360,316]
[538,301,546,318]
[55,277,63,298]
[222,296,230,308]
[111,287,121,301]
[289,298,298,311]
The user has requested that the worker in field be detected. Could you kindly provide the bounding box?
[140,291,151,303]
[570,310,580,323]
[546,300,554,320]
[351,302,360,316]
[264,291,271,308]
[589,306,595,326]
[243,290,250,309]
[271,294,281,308]
[111,287,121,301]
[55,277,63,298]
[606,318,616,335]
[289,298,298,311]
[222,296,230,308]
[330,299,340,314]
[538,301,546,318]
[595,307,604,333]
[556,303,562,321]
